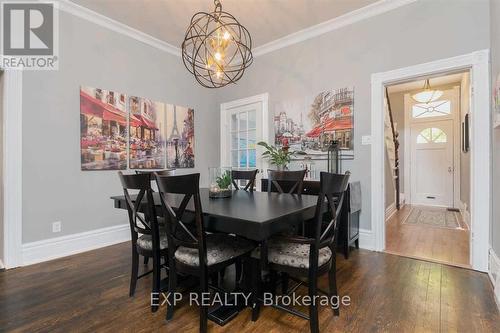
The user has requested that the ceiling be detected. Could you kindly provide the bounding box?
[387,72,467,94]
[69,0,379,48]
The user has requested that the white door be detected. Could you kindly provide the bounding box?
[220,95,268,187]
[410,120,454,207]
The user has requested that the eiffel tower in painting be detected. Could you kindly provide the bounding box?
[169,105,181,167]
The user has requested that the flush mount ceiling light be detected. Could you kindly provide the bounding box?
[412,79,443,103]
[181,0,253,88]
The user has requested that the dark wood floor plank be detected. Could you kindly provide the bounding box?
[1,242,499,332]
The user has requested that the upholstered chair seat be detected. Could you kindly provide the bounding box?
[137,233,169,251]
[175,234,255,267]
[252,239,332,269]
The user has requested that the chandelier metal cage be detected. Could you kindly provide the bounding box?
[181,0,253,88]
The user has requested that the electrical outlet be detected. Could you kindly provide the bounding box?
[361,135,372,145]
[52,221,61,233]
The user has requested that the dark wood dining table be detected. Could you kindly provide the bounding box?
[111,188,319,242]
[111,188,319,325]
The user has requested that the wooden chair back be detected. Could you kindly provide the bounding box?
[232,169,258,191]
[154,173,207,267]
[267,169,306,194]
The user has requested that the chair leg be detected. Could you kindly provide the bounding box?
[235,258,243,287]
[269,270,278,295]
[251,258,261,321]
[329,259,340,316]
[281,273,289,295]
[151,253,161,313]
[199,270,209,333]
[129,249,139,297]
[308,273,319,333]
[144,256,149,265]
[166,263,177,321]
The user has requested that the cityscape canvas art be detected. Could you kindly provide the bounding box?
[128,96,167,169]
[80,86,128,170]
[166,104,195,168]
[80,86,195,170]
[274,87,354,158]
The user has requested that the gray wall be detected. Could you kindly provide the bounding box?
[22,12,219,243]
[491,0,500,255]
[216,0,490,230]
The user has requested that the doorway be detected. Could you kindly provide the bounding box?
[370,50,491,272]
[384,72,470,268]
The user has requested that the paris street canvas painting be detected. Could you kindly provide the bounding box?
[128,96,167,169]
[166,105,195,168]
[80,86,128,170]
[274,87,354,158]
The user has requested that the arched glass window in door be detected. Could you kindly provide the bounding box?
[412,100,451,118]
[417,127,447,144]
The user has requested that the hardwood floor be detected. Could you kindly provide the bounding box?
[1,242,498,332]
[385,205,470,268]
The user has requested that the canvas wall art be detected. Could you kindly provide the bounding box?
[166,105,195,168]
[274,87,354,159]
[128,96,167,169]
[80,86,128,170]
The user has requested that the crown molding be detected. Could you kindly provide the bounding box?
[52,0,416,59]
[55,0,181,57]
[252,0,418,57]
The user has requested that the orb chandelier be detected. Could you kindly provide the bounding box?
[181,0,253,88]
[412,79,443,104]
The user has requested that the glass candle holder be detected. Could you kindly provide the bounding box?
[209,167,233,198]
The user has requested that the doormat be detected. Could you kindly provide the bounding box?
[403,206,462,229]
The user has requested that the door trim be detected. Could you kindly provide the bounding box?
[403,86,461,208]
[2,69,23,269]
[371,49,491,272]
[220,93,270,168]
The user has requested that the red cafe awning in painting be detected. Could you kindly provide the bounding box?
[306,118,353,138]
[137,115,158,130]
[80,90,127,125]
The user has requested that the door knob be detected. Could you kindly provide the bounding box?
[448,167,453,173]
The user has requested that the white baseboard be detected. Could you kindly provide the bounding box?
[489,248,500,309]
[385,202,397,221]
[458,200,471,229]
[359,228,375,251]
[22,224,130,266]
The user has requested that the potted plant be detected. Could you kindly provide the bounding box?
[257,141,297,170]
[209,167,233,198]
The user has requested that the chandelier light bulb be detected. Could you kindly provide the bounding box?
[181,0,253,88]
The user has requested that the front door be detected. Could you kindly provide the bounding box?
[410,120,454,207]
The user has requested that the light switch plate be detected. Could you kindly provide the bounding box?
[362,135,372,145]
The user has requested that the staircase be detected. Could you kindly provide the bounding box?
[384,87,400,210]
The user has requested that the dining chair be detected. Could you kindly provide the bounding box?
[252,171,351,333]
[154,173,255,333]
[136,168,175,181]
[231,169,258,191]
[118,172,169,312]
[267,169,306,194]
[135,169,175,264]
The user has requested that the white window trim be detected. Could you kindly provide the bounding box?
[2,68,23,269]
[220,93,270,170]
[371,50,491,272]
